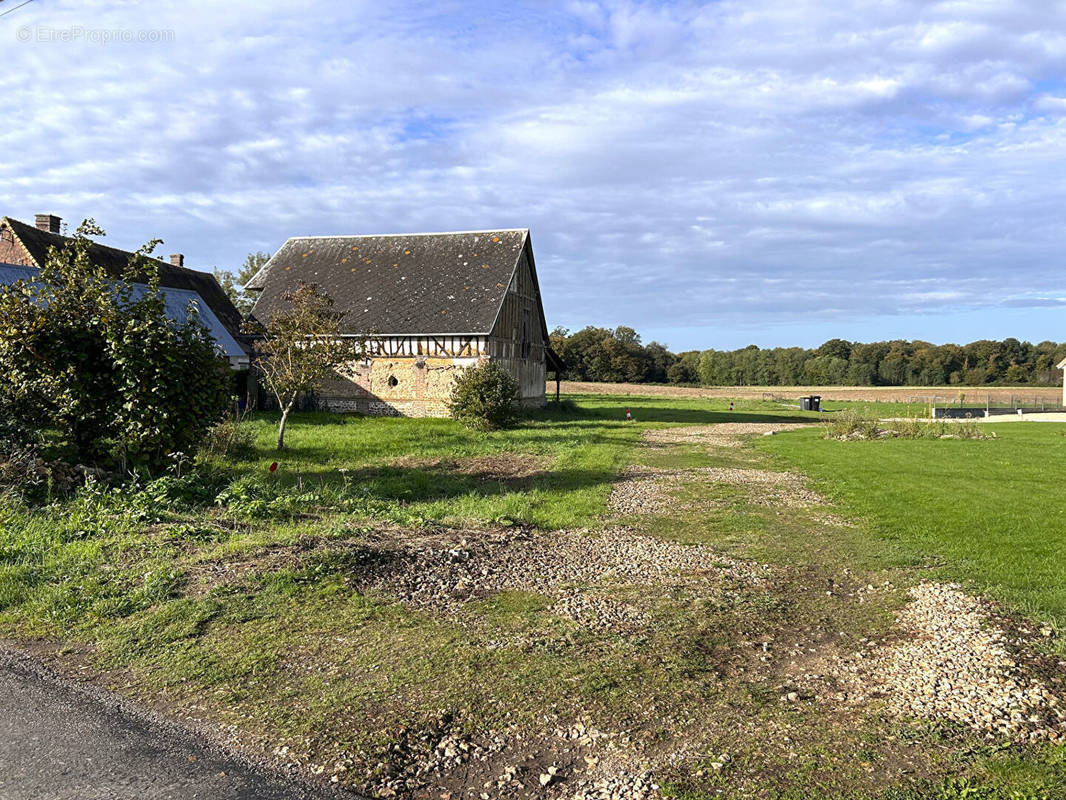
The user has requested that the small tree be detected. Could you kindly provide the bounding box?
[448,361,520,431]
[247,282,360,449]
[213,251,271,315]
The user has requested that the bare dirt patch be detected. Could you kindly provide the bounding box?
[387,453,549,487]
[188,526,772,799]
[337,712,664,800]
[187,525,772,635]
[556,381,1063,404]
[361,525,771,620]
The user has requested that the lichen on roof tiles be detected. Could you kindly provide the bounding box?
[250,229,530,335]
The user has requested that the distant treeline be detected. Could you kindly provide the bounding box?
[550,326,1066,386]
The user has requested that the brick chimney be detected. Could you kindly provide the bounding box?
[35,214,61,234]
[169,254,184,268]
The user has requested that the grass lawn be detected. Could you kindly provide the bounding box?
[2,393,1065,799]
[759,422,1066,630]
[220,396,816,529]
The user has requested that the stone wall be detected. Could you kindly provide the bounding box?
[319,355,482,417]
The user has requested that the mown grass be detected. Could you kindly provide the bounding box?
[759,422,1066,630]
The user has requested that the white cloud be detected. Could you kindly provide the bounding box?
[1,0,1065,348]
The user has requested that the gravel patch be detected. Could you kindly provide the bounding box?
[647,422,816,440]
[608,465,825,516]
[606,466,677,515]
[361,526,770,623]
[835,583,1066,741]
[569,770,659,800]
[551,594,651,636]
[695,467,826,508]
[642,422,816,450]
[557,722,661,800]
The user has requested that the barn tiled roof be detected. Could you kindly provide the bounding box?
[247,229,529,335]
[1,216,247,352]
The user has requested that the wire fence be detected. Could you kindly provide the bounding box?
[760,391,1065,417]
[926,394,1065,418]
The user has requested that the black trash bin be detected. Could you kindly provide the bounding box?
[800,396,812,411]
[810,395,821,412]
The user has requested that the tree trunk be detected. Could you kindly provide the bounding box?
[277,405,292,450]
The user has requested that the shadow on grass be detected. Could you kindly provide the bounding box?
[275,463,622,502]
[253,403,813,432]
[531,406,814,425]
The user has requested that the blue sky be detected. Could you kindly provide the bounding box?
[2,0,1065,351]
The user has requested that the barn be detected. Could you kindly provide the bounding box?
[246,228,562,417]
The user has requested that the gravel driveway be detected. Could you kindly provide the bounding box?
[0,646,354,800]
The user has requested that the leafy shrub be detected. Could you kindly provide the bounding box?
[61,467,226,527]
[214,475,321,519]
[123,471,225,520]
[448,361,520,431]
[199,413,257,460]
[0,220,231,473]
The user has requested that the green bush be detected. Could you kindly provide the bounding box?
[214,474,321,519]
[0,220,231,473]
[447,361,520,431]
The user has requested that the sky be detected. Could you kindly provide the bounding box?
[2,0,1065,352]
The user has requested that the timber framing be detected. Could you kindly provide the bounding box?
[248,227,561,417]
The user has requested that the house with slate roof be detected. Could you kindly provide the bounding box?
[0,214,250,369]
[246,228,562,417]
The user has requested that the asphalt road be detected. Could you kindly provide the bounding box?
[0,647,351,800]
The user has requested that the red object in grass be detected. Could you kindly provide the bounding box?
[269,462,278,473]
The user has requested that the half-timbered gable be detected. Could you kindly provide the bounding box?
[247,228,555,416]
[487,246,548,402]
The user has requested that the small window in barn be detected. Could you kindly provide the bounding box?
[388,375,398,387]
[520,309,532,359]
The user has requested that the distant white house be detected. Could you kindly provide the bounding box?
[1059,356,1066,406]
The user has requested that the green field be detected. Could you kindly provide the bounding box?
[760,422,1066,629]
[2,394,1065,799]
